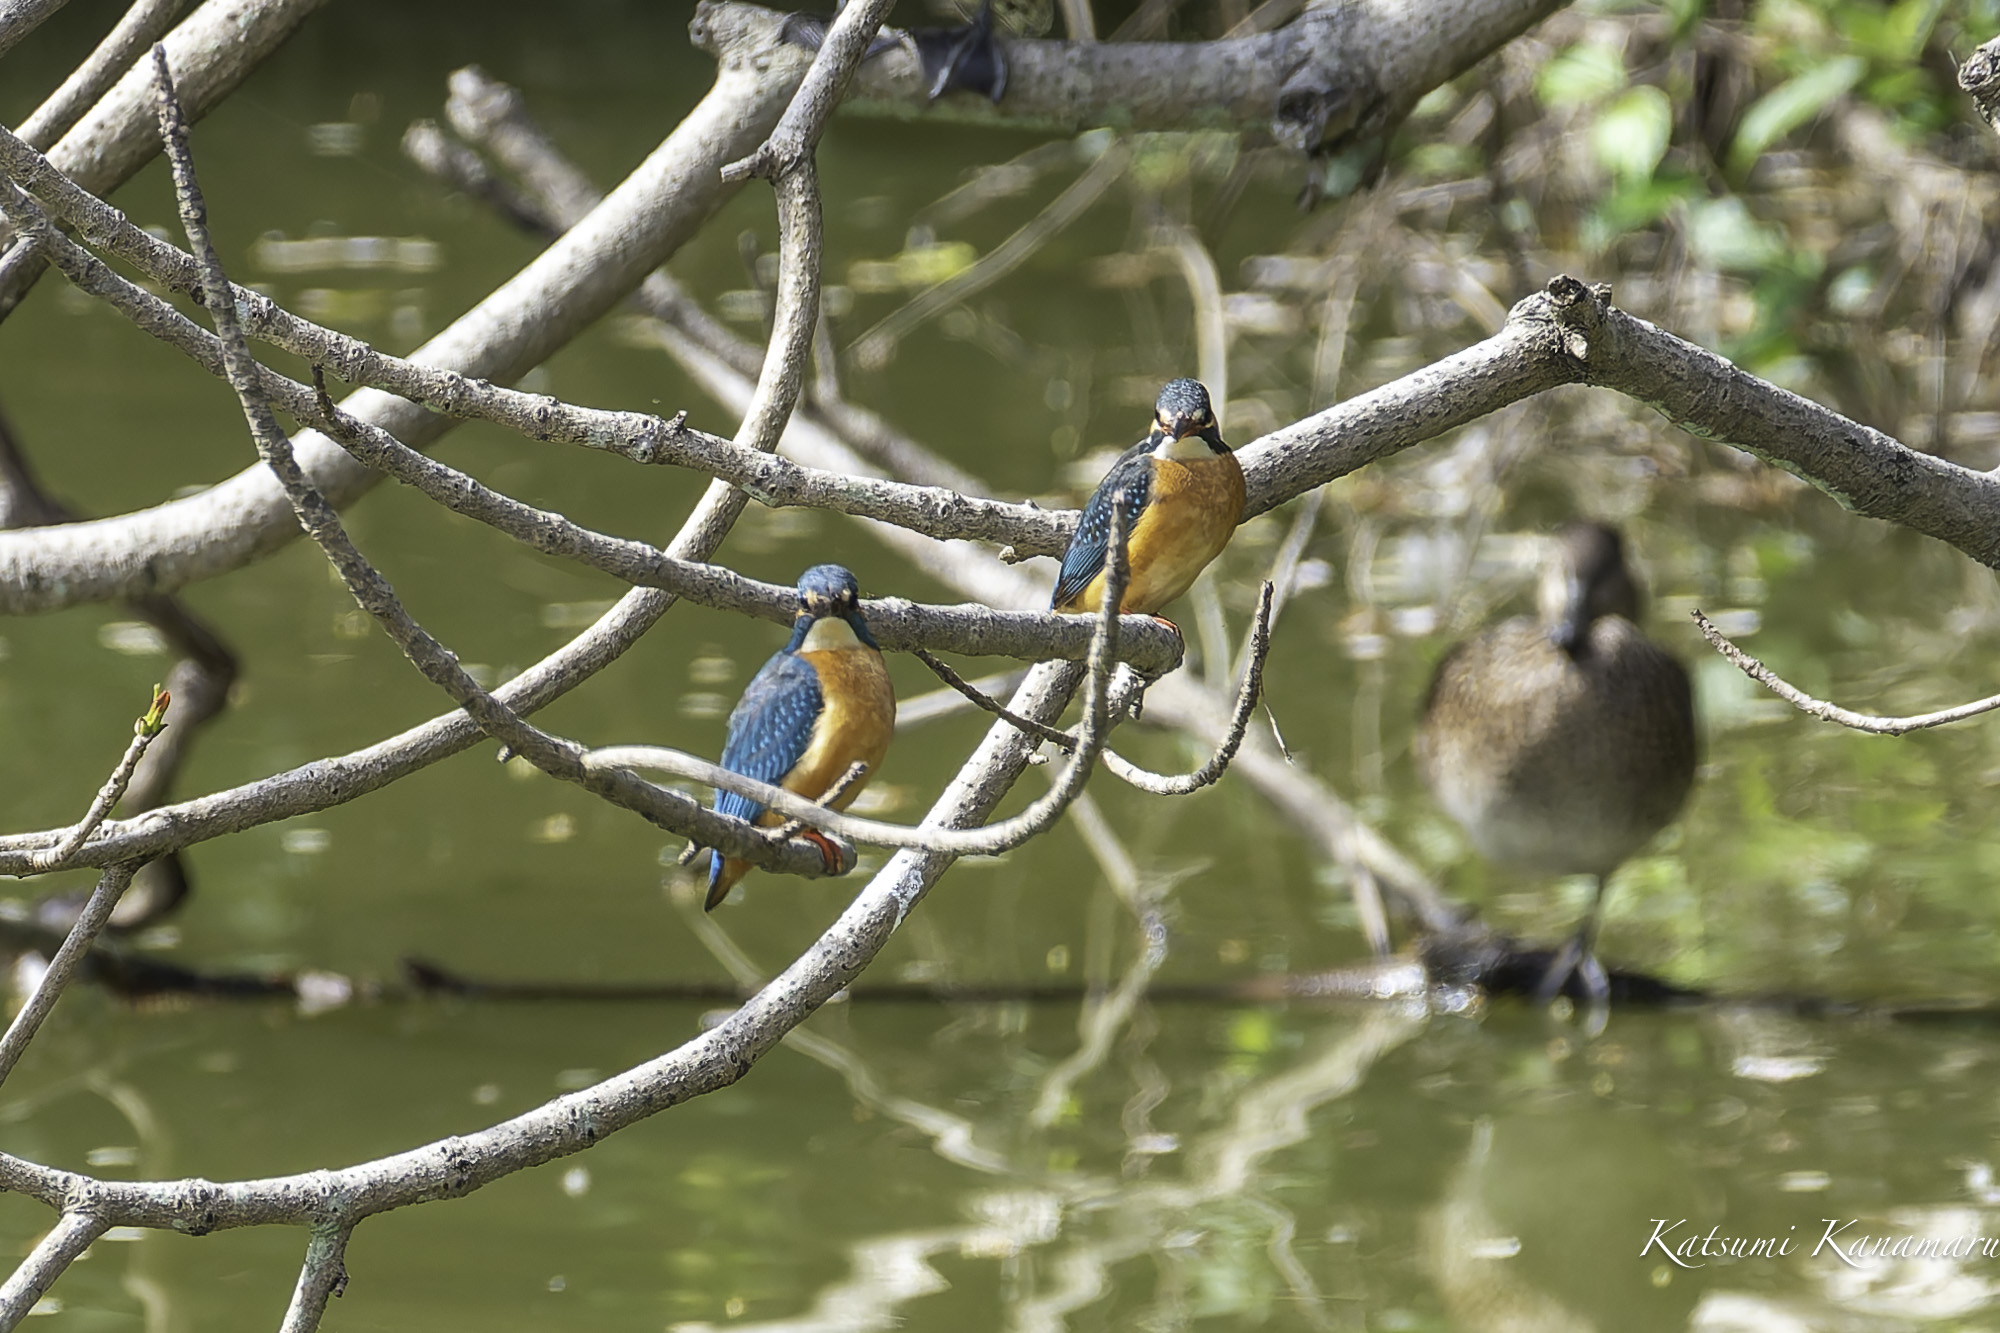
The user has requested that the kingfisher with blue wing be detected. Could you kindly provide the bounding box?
[1051,378,1245,619]
[699,565,897,910]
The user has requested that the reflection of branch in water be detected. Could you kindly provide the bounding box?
[666,880,1010,1176]
[1011,1007,1427,1330]
[698,1006,1421,1333]
[1028,793,1165,1129]
[849,139,1133,369]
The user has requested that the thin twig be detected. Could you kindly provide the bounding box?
[598,494,1133,859]
[276,1224,351,1333]
[722,0,894,182]
[28,685,168,872]
[0,133,1071,557]
[1103,582,1273,796]
[146,50,832,879]
[913,647,1078,750]
[0,863,139,1090]
[1693,607,2000,735]
[764,759,872,847]
[0,1210,109,1331]
[897,670,1027,727]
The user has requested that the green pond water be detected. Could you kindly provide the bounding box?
[4,1,2000,1328]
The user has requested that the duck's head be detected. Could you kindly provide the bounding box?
[1541,523,1642,657]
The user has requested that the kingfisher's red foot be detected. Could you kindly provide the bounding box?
[799,828,842,872]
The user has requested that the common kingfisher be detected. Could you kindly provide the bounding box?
[701,565,897,910]
[1415,523,1697,1002]
[1051,378,1246,618]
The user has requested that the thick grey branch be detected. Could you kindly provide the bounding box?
[0,0,328,316]
[0,1,809,606]
[17,0,187,150]
[722,0,1562,151]
[0,0,70,60]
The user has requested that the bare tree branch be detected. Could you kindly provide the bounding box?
[0,182,1181,673]
[0,2,811,603]
[276,1225,350,1333]
[0,0,329,317]
[17,0,186,149]
[0,0,71,60]
[1693,607,2000,736]
[1102,582,1272,796]
[598,495,1137,860]
[1959,35,2000,141]
[146,51,841,879]
[913,647,1078,748]
[790,0,1565,152]
[0,112,1072,575]
[722,0,894,182]
[0,1211,108,1331]
[0,864,138,1091]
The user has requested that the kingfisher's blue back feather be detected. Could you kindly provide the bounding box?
[1050,440,1154,611]
[712,651,823,830]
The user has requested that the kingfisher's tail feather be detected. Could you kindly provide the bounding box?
[705,851,748,911]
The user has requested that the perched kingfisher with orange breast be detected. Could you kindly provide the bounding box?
[1051,378,1245,618]
[699,565,897,910]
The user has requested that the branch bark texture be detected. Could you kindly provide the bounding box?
[0,2,807,607]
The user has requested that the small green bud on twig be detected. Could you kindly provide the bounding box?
[138,684,171,738]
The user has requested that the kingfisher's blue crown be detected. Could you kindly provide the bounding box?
[796,564,860,605]
[1155,378,1212,422]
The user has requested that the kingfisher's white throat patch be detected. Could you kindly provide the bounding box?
[1156,431,1216,462]
[801,615,866,652]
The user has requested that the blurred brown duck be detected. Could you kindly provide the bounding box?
[1416,523,1697,1002]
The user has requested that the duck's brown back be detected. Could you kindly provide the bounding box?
[1417,615,1695,878]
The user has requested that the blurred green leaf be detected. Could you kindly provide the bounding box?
[1584,174,1693,252]
[1535,41,1628,108]
[1882,0,1945,60]
[1592,86,1675,181]
[1686,196,1787,271]
[1663,0,1705,36]
[1728,55,1866,173]
[1227,1010,1275,1055]
[1407,141,1482,179]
